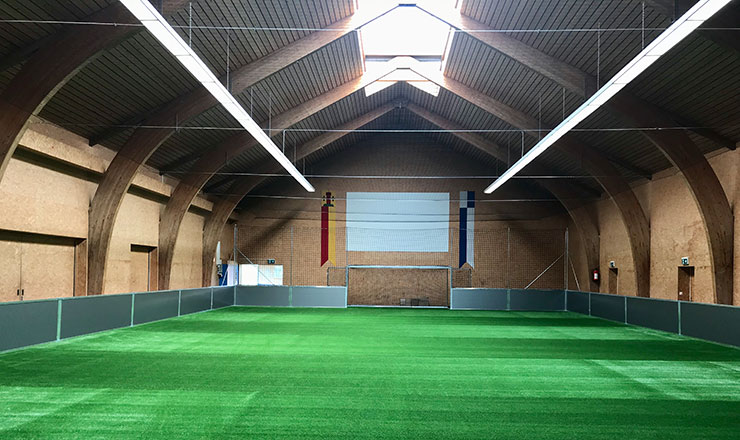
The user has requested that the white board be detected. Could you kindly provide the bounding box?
[346,192,449,252]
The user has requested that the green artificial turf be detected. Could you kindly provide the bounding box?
[1,307,739,439]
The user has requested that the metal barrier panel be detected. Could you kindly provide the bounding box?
[180,288,212,315]
[626,297,679,334]
[509,289,565,311]
[566,291,590,314]
[60,294,133,339]
[0,300,58,352]
[292,286,346,308]
[589,293,625,323]
[235,285,290,307]
[133,291,179,325]
[450,288,508,310]
[681,302,740,347]
[212,286,235,309]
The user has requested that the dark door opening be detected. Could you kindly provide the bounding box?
[677,266,695,302]
[608,268,619,294]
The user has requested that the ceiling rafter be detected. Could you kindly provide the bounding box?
[421,3,736,151]
[0,0,201,73]
[405,58,651,298]
[155,60,408,290]
[406,102,600,291]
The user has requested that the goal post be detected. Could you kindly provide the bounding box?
[345,265,451,307]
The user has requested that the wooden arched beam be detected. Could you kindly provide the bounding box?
[86,9,395,295]
[421,3,736,149]
[0,4,137,184]
[409,61,650,297]
[406,103,601,292]
[423,6,734,300]
[155,62,405,290]
[611,95,734,304]
[199,102,400,286]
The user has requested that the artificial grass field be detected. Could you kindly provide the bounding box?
[1,307,739,439]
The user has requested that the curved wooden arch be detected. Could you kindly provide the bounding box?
[0,4,136,184]
[407,62,650,297]
[198,102,400,286]
[86,10,392,294]
[610,95,734,304]
[424,5,733,301]
[155,63,403,290]
[406,103,601,292]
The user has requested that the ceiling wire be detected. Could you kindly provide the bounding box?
[166,171,643,180]
[0,19,737,33]
[38,120,738,134]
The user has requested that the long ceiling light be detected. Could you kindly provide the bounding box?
[484,0,732,194]
[119,0,315,192]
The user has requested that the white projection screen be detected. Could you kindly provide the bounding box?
[346,192,449,252]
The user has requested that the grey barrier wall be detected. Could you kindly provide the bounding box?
[681,302,740,347]
[180,288,213,315]
[589,292,626,323]
[0,300,59,352]
[626,296,679,334]
[450,288,566,311]
[0,286,238,353]
[3,285,739,352]
[450,288,508,310]
[566,290,740,347]
[60,294,134,339]
[566,291,589,315]
[510,289,565,311]
[292,286,347,308]
[212,286,235,309]
[235,285,291,306]
[133,290,179,325]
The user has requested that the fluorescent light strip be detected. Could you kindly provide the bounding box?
[119,0,315,192]
[484,0,732,194]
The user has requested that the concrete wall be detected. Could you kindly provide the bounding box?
[0,119,222,300]
[594,148,739,304]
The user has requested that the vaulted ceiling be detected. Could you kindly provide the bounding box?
[1,0,738,210]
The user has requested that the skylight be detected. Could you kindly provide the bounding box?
[365,61,441,97]
[358,1,455,97]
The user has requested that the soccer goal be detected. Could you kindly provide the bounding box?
[346,265,451,307]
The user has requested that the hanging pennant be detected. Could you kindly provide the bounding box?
[459,191,475,268]
[320,191,336,266]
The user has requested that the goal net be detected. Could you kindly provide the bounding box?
[346,266,450,307]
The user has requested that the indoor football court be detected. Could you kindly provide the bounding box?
[1,0,739,438]
[2,306,739,439]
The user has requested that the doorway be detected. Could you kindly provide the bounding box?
[0,231,77,302]
[677,266,695,302]
[608,268,619,294]
[130,244,158,292]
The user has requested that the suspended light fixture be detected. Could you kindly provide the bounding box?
[484,0,732,194]
[119,0,315,192]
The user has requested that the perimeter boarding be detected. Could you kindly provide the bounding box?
[1,285,738,352]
